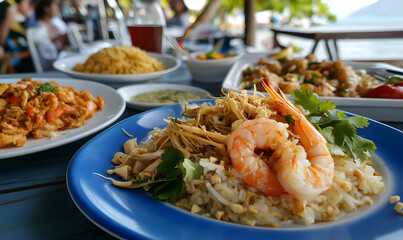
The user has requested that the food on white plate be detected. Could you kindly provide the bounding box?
[0,78,104,147]
[239,53,381,98]
[72,46,166,74]
[102,79,383,227]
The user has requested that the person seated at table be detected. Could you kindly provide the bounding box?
[0,1,11,46]
[26,0,37,28]
[167,0,191,30]
[33,0,68,71]
[0,0,35,73]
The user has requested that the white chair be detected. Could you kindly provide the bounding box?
[26,27,44,73]
[67,22,85,51]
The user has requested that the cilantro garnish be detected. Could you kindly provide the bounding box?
[277,58,287,63]
[282,76,289,82]
[327,68,339,80]
[169,117,178,123]
[245,67,253,76]
[304,75,318,85]
[291,87,376,161]
[308,61,320,67]
[135,148,203,203]
[284,114,295,126]
[337,89,349,96]
[37,82,58,94]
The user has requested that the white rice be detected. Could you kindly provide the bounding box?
[175,155,384,227]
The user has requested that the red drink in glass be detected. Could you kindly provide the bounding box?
[127,25,163,53]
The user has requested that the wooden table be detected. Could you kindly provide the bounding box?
[1,62,403,239]
[271,26,403,61]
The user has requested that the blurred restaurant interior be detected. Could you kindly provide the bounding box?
[1,0,403,73]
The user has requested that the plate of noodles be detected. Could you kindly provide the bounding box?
[67,85,403,240]
[53,46,181,83]
[0,78,125,159]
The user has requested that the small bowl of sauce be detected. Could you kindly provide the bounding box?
[131,89,202,104]
[117,83,211,110]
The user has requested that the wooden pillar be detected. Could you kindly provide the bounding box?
[244,0,255,46]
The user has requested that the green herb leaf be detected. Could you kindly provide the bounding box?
[308,61,320,67]
[277,58,287,63]
[291,88,376,161]
[158,148,183,179]
[284,114,295,126]
[292,87,321,113]
[282,76,289,82]
[149,178,184,202]
[386,76,403,84]
[132,178,154,184]
[355,69,367,77]
[206,51,216,59]
[142,148,204,203]
[169,117,178,123]
[246,67,253,76]
[182,158,203,181]
[37,82,57,94]
[337,89,348,96]
[303,74,318,85]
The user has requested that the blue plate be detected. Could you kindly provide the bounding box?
[67,99,403,240]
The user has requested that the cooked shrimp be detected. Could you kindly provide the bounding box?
[262,78,334,201]
[226,118,286,196]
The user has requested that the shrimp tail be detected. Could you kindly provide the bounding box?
[262,77,323,145]
[261,77,301,119]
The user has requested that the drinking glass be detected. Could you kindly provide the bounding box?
[126,0,166,53]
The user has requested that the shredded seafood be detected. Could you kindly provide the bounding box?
[0,78,104,147]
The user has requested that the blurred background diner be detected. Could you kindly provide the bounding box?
[0,0,403,74]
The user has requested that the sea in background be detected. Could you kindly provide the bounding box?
[254,0,403,64]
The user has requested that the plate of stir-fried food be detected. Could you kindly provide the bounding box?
[222,54,403,122]
[67,80,403,240]
[53,46,181,83]
[0,78,125,159]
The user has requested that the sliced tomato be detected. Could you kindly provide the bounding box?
[7,96,19,104]
[27,106,34,117]
[393,82,403,87]
[363,85,403,99]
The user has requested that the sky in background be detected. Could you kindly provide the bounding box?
[322,0,378,18]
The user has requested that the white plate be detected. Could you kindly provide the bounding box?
[117,83,211,111]
[222,59,403,122]
[0,78,125,159]
[53,52,181,83]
